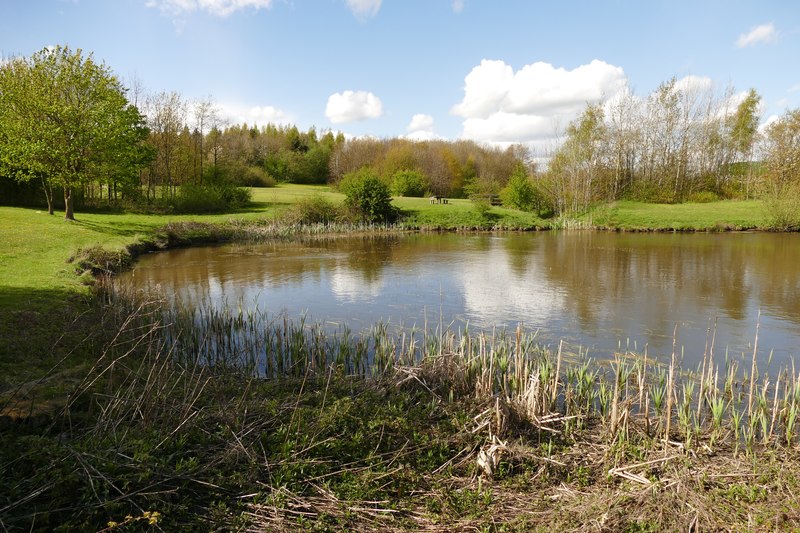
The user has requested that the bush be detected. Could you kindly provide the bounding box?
[764,182,800,231]
[173,182,251,213]
[339,168,397,223]
[282,195,341,224]
[213,161,276,187]
[500,164,536,211]
[391,169,428,197]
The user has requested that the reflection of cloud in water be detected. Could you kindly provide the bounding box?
[459,249,564,328]
[330,266,384,303]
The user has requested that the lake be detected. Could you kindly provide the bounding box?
[116,232,800,369]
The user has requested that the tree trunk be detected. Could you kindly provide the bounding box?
[64,187,75,220]
[40,175,54,215]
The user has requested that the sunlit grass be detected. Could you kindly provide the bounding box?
[584,199,766,230]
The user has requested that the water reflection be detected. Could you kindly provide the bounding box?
[118,232,800,367]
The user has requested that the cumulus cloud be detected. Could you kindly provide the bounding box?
[217,102,293,126]
[451,59,627,146]
[146,0,273,17]
[759,114,781,133]
[407,113,433,132]
[672,75,713,95]
[736,22,777,48]
[404,113,440,141]
[345,0,381,20]
[452,0,464,13]
[325,90,383,124]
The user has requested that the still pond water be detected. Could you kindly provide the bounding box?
[117,232,800,368]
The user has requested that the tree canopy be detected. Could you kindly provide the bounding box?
[0,45,149,219]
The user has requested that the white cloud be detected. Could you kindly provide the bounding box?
[672,75,713,95]
[146,0,273,17]
[451,59,628,147]
[217,102,293,126]
[405,114,440,141]
[452,0,464,13]
[345,0,381,20]
[789,84,800,93]
[325,90,383,124]
[407,113,434,133]
[450,60,514,119]
[759,114,780,134]
[736,22,777,48]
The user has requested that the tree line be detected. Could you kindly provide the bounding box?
[2,45,800,221]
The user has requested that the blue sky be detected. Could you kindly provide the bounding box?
[2,0,798,156]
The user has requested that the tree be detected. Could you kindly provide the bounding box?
[547,103,607,214]
[728,89,761,197]
[0,45,149,219]
[339,168,397,223]
[500,162,538,211]
[762,109,800,229]
[391,169,428,197]
[145,91,186,199]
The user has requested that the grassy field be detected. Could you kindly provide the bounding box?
[2,185,797,531]
[586,199,766,230]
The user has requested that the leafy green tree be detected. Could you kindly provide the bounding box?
[339,168,397,223]
[727,89,761,197]
[500,162,536,210]
[0,45,150,219]
[391,169,428,197]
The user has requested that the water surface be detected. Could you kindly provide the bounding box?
[117,232,800,368]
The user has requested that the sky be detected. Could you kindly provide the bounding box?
[1,0,798,158]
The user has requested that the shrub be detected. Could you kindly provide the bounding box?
[214,161,276,187]
[339,168,397,223]
[764,181,800,231]
[391,169,428,197]
[282,195,341,224]
[173,182,251,213]
[500,164,536,211]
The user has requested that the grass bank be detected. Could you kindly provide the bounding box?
[582,199,765,231]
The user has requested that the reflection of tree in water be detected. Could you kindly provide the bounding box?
[535,233,800,334]
[501,234,540,277]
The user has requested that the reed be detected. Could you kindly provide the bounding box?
[100,286,800,456]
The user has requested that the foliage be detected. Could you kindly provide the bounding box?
[547,104,607,215]
[281,195,341,224]
[216,160,276,188]
[0,45,151,219]
[173,182,251,213]
[500,162,537,211]
[338,168,397,223]
[763,182,800,231]
[391,169,428,197]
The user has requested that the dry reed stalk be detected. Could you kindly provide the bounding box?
[551,340,563,407]
[748,310,761,417]
[664,326,677,449]
[638,346,648,412]
[770,371,781,442]
[609,356,622,438]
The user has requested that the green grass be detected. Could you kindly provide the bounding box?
[584,199,766,231]
[394,196,545,229]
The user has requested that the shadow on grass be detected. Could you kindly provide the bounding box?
[74,218,157,237]
[0,286,98,395]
